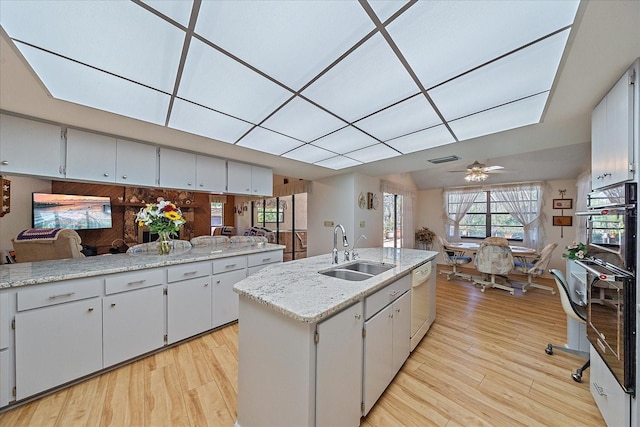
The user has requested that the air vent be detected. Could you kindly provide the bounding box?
[427,155,460,164]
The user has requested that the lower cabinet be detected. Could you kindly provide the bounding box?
[103,286,165,367]
[15,297,103,400]
[212,269,246,328]
[590,345,631,427]
[167,276,212,344]
[316,301,363,427]
[0,349,8,408]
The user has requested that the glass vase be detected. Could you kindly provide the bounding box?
[158,231,172,255]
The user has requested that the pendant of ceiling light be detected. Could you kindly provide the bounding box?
[464,170,489,182]
[459,160,504,182]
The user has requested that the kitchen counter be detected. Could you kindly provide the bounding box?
[0,243,285,288]
[233,247,437,323]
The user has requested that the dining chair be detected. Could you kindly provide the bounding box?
[546,269,590,382]
[473,241,515,294]
[435,235,473,281]
[512,242,558,294]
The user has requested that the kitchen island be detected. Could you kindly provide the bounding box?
[233,247,437,427]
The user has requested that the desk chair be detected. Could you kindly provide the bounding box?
[512,242,558,294]
[546,269,589,382]
[436,236,473,281]
[473,241,515,294]
[11,228,85,262]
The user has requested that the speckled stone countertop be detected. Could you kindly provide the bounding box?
[233,247,438,324]
[0,243,285,289]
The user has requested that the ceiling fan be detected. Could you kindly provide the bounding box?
[448,160,505,182]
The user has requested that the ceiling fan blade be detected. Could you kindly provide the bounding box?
[483,165,504,172]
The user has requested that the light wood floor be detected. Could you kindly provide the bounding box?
[0,268,605,426]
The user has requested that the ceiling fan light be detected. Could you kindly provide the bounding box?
[464,171,489,182]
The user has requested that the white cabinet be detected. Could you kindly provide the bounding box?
[0,114,63,178]
[196,155,226,192]
[591,62,636,189]
[315,301,363,427]
[116,139,157,187]
[227,161,273,196]
[0,293,9,408]
[363,275,411,415]
[159,147,196,190]
[212,269,246,328]
[167,262,213,344]
[246,250,283,276]
[66,129,117,183]
[590,345,631,427]
[103,269,165,367]
[15,295,102,400]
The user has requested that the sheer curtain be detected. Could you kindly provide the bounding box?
[490,182,547,250]
[380,180,416,248]
[443,188,480,240]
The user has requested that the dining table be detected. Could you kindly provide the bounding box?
[444,241,537,256]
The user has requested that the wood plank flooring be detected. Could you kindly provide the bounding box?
[0,268,605,426]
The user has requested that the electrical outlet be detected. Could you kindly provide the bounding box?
[360,221,366,228]
[324,221,334,227]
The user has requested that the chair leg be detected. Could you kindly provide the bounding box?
[545,343,590,382]
[473,274,514,295]
[572,359,590,383]
[522,276,556,294]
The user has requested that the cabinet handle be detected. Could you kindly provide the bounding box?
[262,258,271,262]
[127,280,146,286]
[245,188,250,192]
[48,292,75,299]
[389,290,399,296]
[592,382,607,397]
[216,280,221,284]
[199,183,204,187]
[122,175,127,179]
[88,307,94,312]
[111,303,116,308]
[225,264,236,268]
[103,173,109,177]
[1,160,8,165]
[187,182,192,186]
[183,271,197,276]
[354,314,361,319]
[396,308,400,313]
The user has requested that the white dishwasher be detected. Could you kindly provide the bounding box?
[410,259,436,351]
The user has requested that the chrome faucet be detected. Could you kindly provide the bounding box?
[351,234,367,260]
[332,224,349,264]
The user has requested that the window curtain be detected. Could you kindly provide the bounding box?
[380,180,416,249]
[490,182,547,250]
[443,188,480,240]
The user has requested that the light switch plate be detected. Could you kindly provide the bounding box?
[324,221,334,227]
[360,221,366,228]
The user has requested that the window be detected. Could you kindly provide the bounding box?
[257,206,284,223]
[383,193,403,248]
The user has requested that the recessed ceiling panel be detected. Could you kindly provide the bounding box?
[15,43,170,125]
[141,0,194,27]
[261,97,346,142]
[315,155,362,170]
[236,127,302,156]
[169,99,253,143]
[355,95,442,141]
[179,38,293,124]
[301,33,419,122]
[429,29,571,121]
[312,126,378,154]
[449,93,548,141]
[345,143,400,163]
[0,1,185,93]
[386,125,455,154]
[195,1,373,90]
[282,144,335,164]
[388,0,579,88]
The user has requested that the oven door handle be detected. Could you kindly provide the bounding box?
[575,260,634,281]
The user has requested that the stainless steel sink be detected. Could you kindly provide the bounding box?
[319,261,396,281]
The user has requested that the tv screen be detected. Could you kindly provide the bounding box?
[32,193,112,230]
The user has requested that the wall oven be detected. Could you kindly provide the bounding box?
[576,182,637,394]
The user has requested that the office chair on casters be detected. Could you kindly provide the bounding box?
[435,235,473,281]
[546,269,589,382]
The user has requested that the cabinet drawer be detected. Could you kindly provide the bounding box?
[365,275,410,320]
[212,256,247,274]
[590,346,630,427]
[167,262,211,283]
[105,269,164,294]
[247,251,283,267]
[17,278,103,311]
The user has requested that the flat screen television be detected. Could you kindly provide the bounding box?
[32,193,112,230]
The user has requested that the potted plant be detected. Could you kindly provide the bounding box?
[415,227,436,250]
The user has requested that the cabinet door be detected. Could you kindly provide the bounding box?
[196,155,226,192]
[0,114,62,177]
[15,297,102,400]
[590,346,630,427]
[251,165,273,196]
[66,129,117,182]
[212,269,246,328]
[316,301,363,427]
[591,98,607,190]
[363,303,393,415]
[103,286,165,367]
[116,139,157,186]
[391,291,411,374]
[159,148,196,190]
[0,349,8,408]
[167,277,212,344]
[226,161,252,194]
[604,69,634,185]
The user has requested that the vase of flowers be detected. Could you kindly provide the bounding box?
[562,241,587,260]
[135,198,186,255]
[415,227,436,250]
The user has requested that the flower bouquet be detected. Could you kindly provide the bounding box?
[135,198,186,254]
[562,241,587,260]
[415,227,436,250]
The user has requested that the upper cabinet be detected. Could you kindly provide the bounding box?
[158,148,196,190]
[591,60,637,190]
[227,161,273,196]
[0,114,63,178]
[196,155,226,193]
[66,129,117,183]
[115,139,157,187]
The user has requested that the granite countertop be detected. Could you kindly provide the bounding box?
[233,247,438,324]
[0,243,285,289]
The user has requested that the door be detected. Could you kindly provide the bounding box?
[391,291,411,373]
[383,193,403,248]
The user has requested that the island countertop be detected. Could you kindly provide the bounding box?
[0,243,285,289]
[233,247,438,323]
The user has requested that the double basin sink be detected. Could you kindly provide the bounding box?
[319,261,396,281]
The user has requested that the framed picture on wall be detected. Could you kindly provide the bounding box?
[553,199,572,209]
[553,216,573,226]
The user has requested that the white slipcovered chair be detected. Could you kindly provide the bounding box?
[473,240,515,294]
[435,235,473,281]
